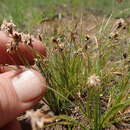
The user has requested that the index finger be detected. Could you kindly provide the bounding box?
[0,31,46,65]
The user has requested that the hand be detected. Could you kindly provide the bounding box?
[0,31,47,130]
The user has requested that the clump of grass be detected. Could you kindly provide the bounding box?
[35,15,130,129]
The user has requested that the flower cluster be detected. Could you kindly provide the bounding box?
[0,20,34,53]
[87,74,101,88]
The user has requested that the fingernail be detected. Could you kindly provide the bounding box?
[12,70,44,102]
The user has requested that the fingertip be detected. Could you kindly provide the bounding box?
[0,69,47,127]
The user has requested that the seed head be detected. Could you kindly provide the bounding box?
[22,33,33,47]
[87,74,101,88]
[109,31,119,40]
[111,18,127,32]
[26,110,54,129]
[1,20,16,34]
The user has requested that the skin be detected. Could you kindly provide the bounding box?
[0,31,47,130]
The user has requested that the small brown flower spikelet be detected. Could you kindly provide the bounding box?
[22,33,33,47]
[1,20,16,34]
[87,74,101,88]
[115,18,126,29]
[109,31,119,40]
[85,34,90,41]
[111,18,127,32]
[6,32,22,53]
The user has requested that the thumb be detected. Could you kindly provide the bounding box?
[0,69,47,128]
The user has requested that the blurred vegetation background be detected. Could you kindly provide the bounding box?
[0,0,130,30]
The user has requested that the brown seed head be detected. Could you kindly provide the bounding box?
[1,20,16,34]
